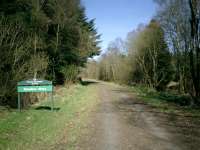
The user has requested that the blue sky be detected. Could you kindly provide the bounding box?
[82,0,157,52]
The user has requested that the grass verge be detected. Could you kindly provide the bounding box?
[130,85,200,116]
[0,84,99,150]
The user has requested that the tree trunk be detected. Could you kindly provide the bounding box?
[189,0,200,104]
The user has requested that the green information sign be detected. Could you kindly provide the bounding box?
[17,79,54,111]
[18,85,53,93]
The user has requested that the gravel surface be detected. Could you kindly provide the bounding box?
[76,82,188,150]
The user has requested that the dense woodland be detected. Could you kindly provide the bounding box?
[0,0,100,106]
[83,0,200,106]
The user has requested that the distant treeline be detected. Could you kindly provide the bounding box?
[83,0,200,105]
[0,0,100,105]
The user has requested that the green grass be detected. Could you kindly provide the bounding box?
[130,85,200,116]
[0,84,99,150]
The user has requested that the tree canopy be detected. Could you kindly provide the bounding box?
[0,0,101,106]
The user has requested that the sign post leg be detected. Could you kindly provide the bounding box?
[51,92,54,111]
[18,93,21,111]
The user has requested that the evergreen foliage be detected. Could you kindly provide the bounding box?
[0,0,100,105]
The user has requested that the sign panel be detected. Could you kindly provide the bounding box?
[18,80,52,86]
[17,85,53,93]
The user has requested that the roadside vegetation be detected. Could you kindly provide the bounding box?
[0,0,100,107]
[0,83,99,150]
[130,85,200,115]
[83,0,200,107]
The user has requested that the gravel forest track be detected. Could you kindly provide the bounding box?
[76,81,188,150]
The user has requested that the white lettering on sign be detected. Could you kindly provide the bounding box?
[26,80,44,85]
[23,87,47,91]
[26,81,43,83]
[38,88,46,91]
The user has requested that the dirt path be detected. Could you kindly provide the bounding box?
[76,82,188,150]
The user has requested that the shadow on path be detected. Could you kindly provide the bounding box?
[35,106,60,111]
[81,80,99,86]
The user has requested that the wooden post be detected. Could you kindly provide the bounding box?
[51,91,54,111]
[18,93,21,111]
